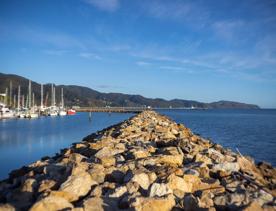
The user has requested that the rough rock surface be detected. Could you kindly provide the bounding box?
[0,111,275,210]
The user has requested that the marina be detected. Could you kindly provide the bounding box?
[0,80,76,120]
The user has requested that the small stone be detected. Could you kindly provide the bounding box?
[0,204,15,211]
[229,193,245,206]
[90,186,102,197]
[213,195,227,206]
[183,194,199,211]
[88,165,106,184]
[212,162,240,173]
[131,172,150,190]
[83,197,103,211]
[99,156,116,167]
[126,181,140,194]
[149,183,173,197]
[184,169,200,176]
[132,150,150,159]
[157,147,184,166]
[131,194,175,211]
[95,147,113,159]
[38,179,57,193]
[167,174,191,192]
[109,186,127,198]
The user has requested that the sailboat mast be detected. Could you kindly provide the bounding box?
[41,84,43,108]
[32,92,35,107]
[17,86,21,109]
[9,81,12,106]
[61,88,64,108]
[4,88,8,105]
[28,80,32,108]
[13,95,16,108]
[51,84,54,107]
[53,86,56,106]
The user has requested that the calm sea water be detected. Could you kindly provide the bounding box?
[0,112,133,180]
[159,109,276,167]
[0,109,275,180]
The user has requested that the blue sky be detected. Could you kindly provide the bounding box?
[0,0,276,108]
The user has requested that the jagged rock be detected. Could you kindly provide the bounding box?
[0,204,15,211]
[254,190,273,206]
[90,186,102,197]
[99,156,116,167]
[6,178,38,210]
[88,164,106,184]
[157,147,184,166]
[126,181,140,194]
[183,194,199,211]
[184,169,200,176]
[30,196,73,211]
[108,186,127,198]
[243,201,263,211]
[167,174,191,193]
[82,197,104,211]
[131,194,175,211]
[59,172,97,201]
[213,195,227,206]
[198,192,214,208]
[131,172,151,190]
[207,148,225,163]
[38,179,57,193]
[95,147,114,159]
[212,162,240,173]
[131,149,150,159]
[149,183,173,197]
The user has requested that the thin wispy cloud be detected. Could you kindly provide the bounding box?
[79,52,102,60]
[212,20,244,40]
[140,0,210,28]
[84,0,119,12]
[1,24,86,50]
[136,61,152,66]
[43,49,69,56]
[159,66,183,71]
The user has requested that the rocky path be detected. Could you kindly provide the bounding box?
[0,111,275,211]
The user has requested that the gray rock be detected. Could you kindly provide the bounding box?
[149,183,172,197]
[212,162,240,173]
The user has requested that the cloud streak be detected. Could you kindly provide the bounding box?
[79,52,102,60]
[84,0,119,12]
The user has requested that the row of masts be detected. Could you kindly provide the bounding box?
[2,80,64,110]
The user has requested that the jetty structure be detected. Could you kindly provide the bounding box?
[0,111,275,211]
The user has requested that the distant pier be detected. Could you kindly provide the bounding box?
[75,107,149,113]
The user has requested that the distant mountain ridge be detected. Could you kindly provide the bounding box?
[0,73,260,109]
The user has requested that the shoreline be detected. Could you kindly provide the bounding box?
[0,110,275,210]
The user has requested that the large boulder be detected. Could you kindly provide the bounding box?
[59,172,97,201]
[30,196,73,211]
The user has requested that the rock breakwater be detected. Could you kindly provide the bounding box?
[0,111,275,211]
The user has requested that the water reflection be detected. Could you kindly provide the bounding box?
[0,112,133,179]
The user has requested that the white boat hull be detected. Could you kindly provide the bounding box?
[59,111,67,116]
